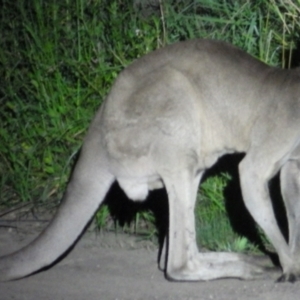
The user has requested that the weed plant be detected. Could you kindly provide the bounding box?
[1,0,300,251]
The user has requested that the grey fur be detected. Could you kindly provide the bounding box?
[1,39,300,282]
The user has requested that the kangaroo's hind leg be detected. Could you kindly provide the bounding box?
[162,168,268,281]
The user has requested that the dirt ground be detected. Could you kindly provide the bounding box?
[0,220,299,300]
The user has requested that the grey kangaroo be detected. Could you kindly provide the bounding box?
[0,39,299,282]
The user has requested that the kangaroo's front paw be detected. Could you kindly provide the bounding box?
[276,259,300,283]
[277,272,299,283]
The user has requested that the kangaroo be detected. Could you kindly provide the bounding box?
[1,39,300,282]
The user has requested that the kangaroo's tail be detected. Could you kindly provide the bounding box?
[0,141,114,281]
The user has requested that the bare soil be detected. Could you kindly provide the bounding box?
[0,220,299,300]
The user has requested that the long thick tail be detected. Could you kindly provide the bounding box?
[0,143,114,281]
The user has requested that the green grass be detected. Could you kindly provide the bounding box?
[1,0,299,252]
[196,174,234,250]
[196,173,260,252]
